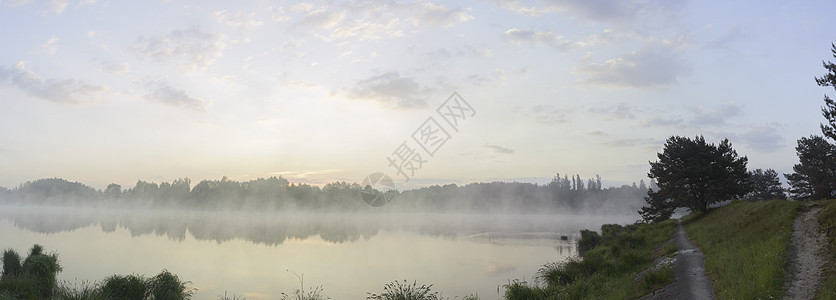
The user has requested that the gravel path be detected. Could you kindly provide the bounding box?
[639,220,716,300]
[783,204,826,300]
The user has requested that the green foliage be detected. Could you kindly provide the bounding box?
[745,168,787,201]
[54,280,105,300]
[21,245,61,299]
[785,135,836,201]
[508,220,676,299]
[817,43,836,141]
[641,135,750,222]
[503,280,548,300]
[576,229,601,255]
[148,270,195,300]
[815,199,836,299]
[366,280,446,300]
[0,275,38,300]
[0,245,61,300]
[101,274,149,300]
[641,265,673,291]
[683,200,799,299]
[1,250,22,278]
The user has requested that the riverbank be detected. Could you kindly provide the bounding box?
[682,199,835,299]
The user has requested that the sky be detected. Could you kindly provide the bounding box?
[0,0,834,190]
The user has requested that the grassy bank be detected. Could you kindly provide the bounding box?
[815,199,836,299]
[504,219,677,299]
[682,199,800,299]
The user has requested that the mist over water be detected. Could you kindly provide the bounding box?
[0,204,641,299]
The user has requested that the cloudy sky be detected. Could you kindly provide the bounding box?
[0,0,833,190]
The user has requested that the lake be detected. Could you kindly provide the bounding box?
[0,205,641,299]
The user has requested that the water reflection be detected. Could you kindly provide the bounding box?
[0,205,638,246]
[0,205,640,299]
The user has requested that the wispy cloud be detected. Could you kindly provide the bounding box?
[574,37,690,89]
[269,169,344,178]
[691,103,742,126]
[39,36,59,54]
[343,71,432,109]
[505,28,572,51]
[130,28,227,72]
[589,103,636,120]
[0,61,106,104]
[143,80,210,112]
[409,2,473,27]
[733,125,784,152]
[483,144,515,154]
[98,61,130,76]
[528,104,575,125]
[282,1,471,41]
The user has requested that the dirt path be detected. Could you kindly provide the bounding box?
[640,220,715,300]
[783,204,826,300]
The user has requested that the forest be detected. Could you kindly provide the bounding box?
[0,174,652,213]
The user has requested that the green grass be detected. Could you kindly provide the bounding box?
[815,199,836,300]
[366,280,447,300]
[682,199,800,299]
[504,220,677,299]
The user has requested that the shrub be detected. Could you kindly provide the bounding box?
[0,275,38,300]
[101,274,148,300]
[148,269,195,300]
[1,249,22,278]
[21,245,61,299]
[577,229,601,255]
[502,280,547,300]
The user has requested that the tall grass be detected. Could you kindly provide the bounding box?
[682,199,799,299]
[54,279,104,300]
[148,269,196,300]
[815,199,836,299]
[366,280,446,300]
[101,274,149,299]
[280,270,329,300]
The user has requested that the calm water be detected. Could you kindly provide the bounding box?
[0,206,640,299]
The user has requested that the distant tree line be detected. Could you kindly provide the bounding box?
[0,174,650,213]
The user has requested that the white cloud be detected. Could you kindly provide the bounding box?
[691,103,742,126]
[635,117,684,128]
[499,0,684,26]
[409,2,473,27]
[286,1,470,42]
[589,103,637,120]
[736,125,784,152]
[39,36,59,54]
[528,105,575,125]
[0,61,106,104]
[98,62,130,75]
[130,28,227,72]
[143,80,210,112]
[574,37,690,88]
[49,0,67,13]
[506,28,572,50]
[344,71,432,109]
[605,138,661,148]
[214,10,263,29]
